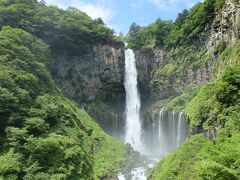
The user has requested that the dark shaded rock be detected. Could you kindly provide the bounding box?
[50,44,126,138]
[204,128,217,141]
[134,48,169,101]
[51,44,125,104]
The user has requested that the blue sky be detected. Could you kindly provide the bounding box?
[44,0,203,34]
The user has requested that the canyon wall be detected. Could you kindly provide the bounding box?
[51,44,125,104]
[51,44,126,137]
[50,0,240,139]
[135,0,240,102]
[134,0,240,135]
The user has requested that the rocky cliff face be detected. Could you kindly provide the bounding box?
[134,47,178,101]
[207,0,240,51]
[135,0,240,136]
[51,44,125,104]
[134,49,167,101]
[184,0,240,86]
[135,0,240,103]
[51,44,126,137]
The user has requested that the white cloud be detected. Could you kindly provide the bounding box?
[148,0,203,12]
[71,0,115,23]
[43,0,115,23]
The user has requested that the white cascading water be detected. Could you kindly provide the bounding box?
[177,112,183,146]
[158,107,166,156]
[172,109,176,147]
[118,49,146,180]
[124,49,142,151]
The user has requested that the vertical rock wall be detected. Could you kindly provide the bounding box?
[51,44,126,138]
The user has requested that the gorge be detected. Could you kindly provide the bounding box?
[116,49,190,179]
[0,0,240,179]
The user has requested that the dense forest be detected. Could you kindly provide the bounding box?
[0,0,240,179]
[0,0,123,56]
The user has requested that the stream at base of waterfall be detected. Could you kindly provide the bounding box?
[118,49,190,180]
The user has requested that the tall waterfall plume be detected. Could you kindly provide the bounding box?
[124,49,142,151]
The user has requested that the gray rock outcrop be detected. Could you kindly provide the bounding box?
[51,44,125,104]
[51,44,126,138]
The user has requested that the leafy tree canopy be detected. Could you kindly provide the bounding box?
[0,0,122,56]
[126,0,226,50]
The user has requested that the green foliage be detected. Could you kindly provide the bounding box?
[0,150,21,180]
[0,26,52,131]
[6,127,28,149]
[165,87,198,112]
[0,0,123,56]
[149,65,240,180]
[194,134,240,180]
[126,19,172,49]
[149,134,240,179]
[24,133,91,179]
[214,40,240,76]
[24,117,49,135]
[126,0,226,50]
[0,27,128,179]
[214,0,225,12]
[148,135,208,180]
[185,65,240,128]
[195,160,238,180]
[185,83,221,127]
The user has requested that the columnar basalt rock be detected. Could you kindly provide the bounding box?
[183,0,240,85]
[134,48,170,100]
[51,44,125,104]
[51,44,126,137]
[207,0,240,51]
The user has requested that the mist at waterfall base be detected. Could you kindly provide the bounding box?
[123,49,190,158]
[142,109,190,157]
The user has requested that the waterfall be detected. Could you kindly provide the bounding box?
[124,49,142,151]
[158,107,166,156]
[172,109,176,147]
[119,49,190,179]
[177,112,183,147]
[143,109,190,157]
